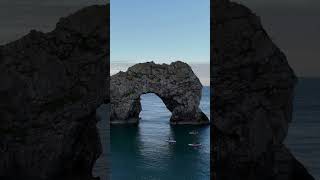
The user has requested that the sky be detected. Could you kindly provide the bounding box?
[0,0,105,45]
[0,0,209,85]
[0,1,318,78]
[235,0,320,77]
[111,0,210,64]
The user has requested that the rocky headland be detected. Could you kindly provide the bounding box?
[110,61,209,125]
[0,4,109,180]
[212,0,315,180]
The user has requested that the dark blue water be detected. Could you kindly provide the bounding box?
[111,86,210,180]
[108,78,320,179]
[285,78,320,179]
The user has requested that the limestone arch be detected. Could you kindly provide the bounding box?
[110,61,209,125]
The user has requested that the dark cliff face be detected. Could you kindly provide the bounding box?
[110,61,209,125]
[0,4,109,180]
[212,0,314,180]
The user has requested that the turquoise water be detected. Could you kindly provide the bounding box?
[110,87,210,180]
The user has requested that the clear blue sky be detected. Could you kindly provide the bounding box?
[111,0,210,64]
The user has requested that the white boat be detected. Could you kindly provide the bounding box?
[188,143,202,147]
[166,139,176,143]
[189,131,198,135]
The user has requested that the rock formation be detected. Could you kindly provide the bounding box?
[110,61,209,125]
[0,4,109,180]
[212,0,314,180]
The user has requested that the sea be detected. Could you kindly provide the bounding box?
[285,78,320,180]
[110,86,210,180]
[95,78,320,180]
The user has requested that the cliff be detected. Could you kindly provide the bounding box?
[212,0,314,179]
[0,5,109,180]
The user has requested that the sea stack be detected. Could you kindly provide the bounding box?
[110,61,209,125]
[212,0,315,179]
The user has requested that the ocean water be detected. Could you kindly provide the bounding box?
[94,104,111,180]
[110,86,210,180]
[285,78,320,179]
[97,78,320,180]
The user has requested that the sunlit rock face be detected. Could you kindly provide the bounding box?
[110,61,209,125]
[212,0,314,180]
[0,5,109,180]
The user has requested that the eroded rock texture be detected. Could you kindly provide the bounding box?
[110,61,209,125]
[212,0,314,180]
[0,5,109,180]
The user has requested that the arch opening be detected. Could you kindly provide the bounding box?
[139,93,172,123]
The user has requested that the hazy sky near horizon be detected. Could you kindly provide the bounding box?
[235,0,320,77]
[111,0,210,64]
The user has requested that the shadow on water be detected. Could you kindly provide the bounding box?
[93,104,111,180]
[110,125,143,154]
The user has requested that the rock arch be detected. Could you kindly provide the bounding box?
[110,61,209,125]
[212,0,314,179]
[0,5,109,179]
